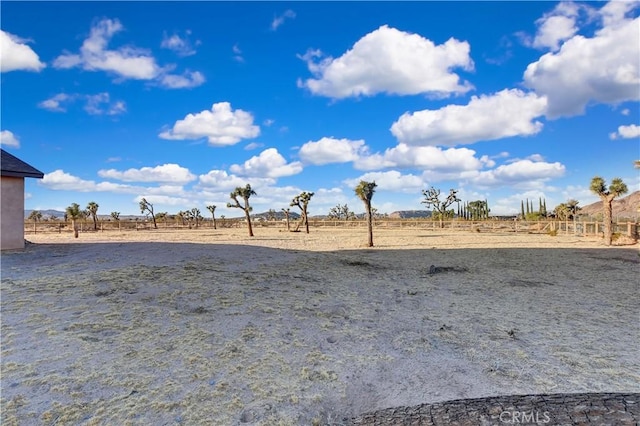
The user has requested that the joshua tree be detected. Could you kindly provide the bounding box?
[65,203,83,238]
[86,201,99,230]
[355,180,377,247]
[139,198,158,229]
[291,191,314,233]
[282,208,291,231]
[328,204,356,221]
[182,210,194,228]
[190,208,202,228]
[590,176,628,246]
[111,211,121,231]
[227,184,256,237]
[156,212,168,227]
[177,211,186,226]
[28,210,42,233]
[421,187,460,228]
[206,205,217,229]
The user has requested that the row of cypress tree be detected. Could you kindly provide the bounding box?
[520,197,548,218]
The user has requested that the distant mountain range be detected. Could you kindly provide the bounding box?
[579,190,639,219]
[388,210,432,219]
[24,209,65,219]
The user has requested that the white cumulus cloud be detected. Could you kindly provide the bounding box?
[610,124,640,139]
[391,89,547,147]
[40,169,192,198]
[230,148,303,178]
[98,164,196,184]
[41,170,96,191]
[159,70,205,89]
[524,4,640,118]
[38,93,74,112]
[354,144,488,173]
[161,31,198,57]
[40,170,135,193]
[531,2,580,51]
[470,159,566,188]
[198,170,275,190]
[159,102,260,146]
[53,18,204,89]
[0,130,20,148]
[38,92,126,115]
[298,25,473,99]
[53,18,161,80]
[344,170,425,192]
[0,30,45,72]
[84,93,127,115]
[298,137,367,165]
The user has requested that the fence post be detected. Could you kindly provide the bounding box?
[628,222,633,237]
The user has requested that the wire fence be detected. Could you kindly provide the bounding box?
[24,218,639,238]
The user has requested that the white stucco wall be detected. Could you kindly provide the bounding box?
[1,176,26,250]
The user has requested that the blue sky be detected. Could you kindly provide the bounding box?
[1,1,639,217]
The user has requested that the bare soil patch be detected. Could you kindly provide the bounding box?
[2,228,638,425]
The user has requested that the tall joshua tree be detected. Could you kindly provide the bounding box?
[86,201,99,231]
[188,208,202,228]
[66,203,82,238]
[28,210,42,233]
[282,208,291,231]
[111,211,121,231]
[421,187,460,228]
[206,205,217,229]
[139,198,158,229]
[228,184,256,237]
[355,180,377,247]
[291,191,314,233]
[590,176,628,246]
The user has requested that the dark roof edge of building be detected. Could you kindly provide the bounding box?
[0,149,44,179]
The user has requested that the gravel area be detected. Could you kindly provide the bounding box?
[1,228,638,425]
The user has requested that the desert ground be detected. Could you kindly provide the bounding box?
[1,227,639,425]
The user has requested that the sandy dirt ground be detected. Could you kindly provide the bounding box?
[1,227,639,425]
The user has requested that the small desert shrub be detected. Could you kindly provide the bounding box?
[611,234,638,246]
[548,229,558,236]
